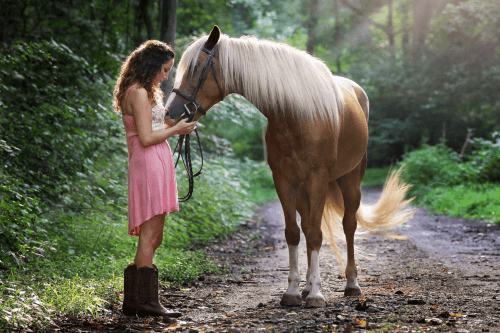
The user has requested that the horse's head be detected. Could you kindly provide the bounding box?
[166,25,225,123]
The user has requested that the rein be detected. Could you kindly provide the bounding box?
[170,45,224,202]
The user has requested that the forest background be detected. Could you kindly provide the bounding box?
[0,0,499,330]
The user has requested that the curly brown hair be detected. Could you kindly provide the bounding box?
[113,40,175,113]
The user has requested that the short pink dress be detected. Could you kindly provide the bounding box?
[122,87,179,236]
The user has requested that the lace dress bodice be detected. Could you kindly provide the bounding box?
[151,103,166,132]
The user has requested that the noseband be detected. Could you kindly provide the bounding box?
[170,44,224,202]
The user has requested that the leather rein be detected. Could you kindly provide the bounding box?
[170,45,224,202]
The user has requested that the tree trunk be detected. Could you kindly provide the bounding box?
[401,0,410,57]
[141,0,153,40]
[134,0,143,45]
[333,0,342,73]
[387,0,395,62]
[160,0,177,47]
[413,0,436,55]
[306,0,319,55]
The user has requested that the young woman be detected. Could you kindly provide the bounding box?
[113,40,196,318]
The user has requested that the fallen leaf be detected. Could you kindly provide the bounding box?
[386,285,394,290]
[430,305,441,309]
[265,246,274,250]
[226,313,234,317]
[450,313,462,317]
[363,278,376,282]
[356,319,367,325]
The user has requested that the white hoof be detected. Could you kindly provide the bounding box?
[305,294,326,308]
[281,292,302,306]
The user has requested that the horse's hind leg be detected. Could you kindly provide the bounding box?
[296,185,311,299]
[299,173,329,308]
[273,173,302,306]
[338,153,367,296]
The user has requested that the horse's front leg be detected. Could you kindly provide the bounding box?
[301,173,329,308]
[273,173,302,306]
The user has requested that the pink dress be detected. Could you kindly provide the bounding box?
[122,87,179,236]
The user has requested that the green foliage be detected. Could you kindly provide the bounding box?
[158,250,219,285]
[0,41,122,204]
[0,168,43,260]
[419,184,500,224]
[237,158,278,204]
[361,166,392,188]
[399,144,463,198]
[164,156,255,248]
[400,134,500,223]
[459,133,500,183]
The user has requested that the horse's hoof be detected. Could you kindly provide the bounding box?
[301,289,310,299]
[280,293,302,306]
[344,287,362,297]
[305,295,326,308]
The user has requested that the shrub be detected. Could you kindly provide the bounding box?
[0,40,121,204]
[459,132,500,183]
[399,144,463,197]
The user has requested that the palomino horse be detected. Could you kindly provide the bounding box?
[166,26,415,308]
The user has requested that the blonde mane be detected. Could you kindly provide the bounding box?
[172,34,345,129]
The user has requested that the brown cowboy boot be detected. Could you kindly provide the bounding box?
[136,265,182,318]
[123,264,137,316]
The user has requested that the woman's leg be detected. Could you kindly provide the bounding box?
[134,213,165,268]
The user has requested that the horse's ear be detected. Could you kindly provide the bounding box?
[204,25,220,51]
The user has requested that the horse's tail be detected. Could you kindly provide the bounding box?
[321,166,416,271]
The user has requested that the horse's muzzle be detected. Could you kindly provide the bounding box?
[166,95,185,120]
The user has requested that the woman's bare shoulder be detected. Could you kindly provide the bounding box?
[128,86,149,101]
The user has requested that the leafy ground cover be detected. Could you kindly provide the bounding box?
[0,41,273,332]
[361,166,392,188]
[399,135,500,224]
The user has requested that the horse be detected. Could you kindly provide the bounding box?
[166,25,415,308]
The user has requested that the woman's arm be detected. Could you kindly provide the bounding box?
[130,88,196,147]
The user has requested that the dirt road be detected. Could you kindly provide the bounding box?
[55,188,500,332]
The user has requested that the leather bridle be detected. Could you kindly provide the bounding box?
[170,44,224,202]
[171,44,224,119]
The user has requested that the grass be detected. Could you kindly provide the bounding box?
[419,184,500,224]
[0,152,267,331]
[363,165,500,225]
[362,166,392,188]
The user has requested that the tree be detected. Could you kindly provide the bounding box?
[306,0,319,54]
[160,0,178,47]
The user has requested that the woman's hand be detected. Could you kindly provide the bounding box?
[174,118,197,135]
[164,110,175,127]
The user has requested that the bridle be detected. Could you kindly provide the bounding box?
[170,44,224,202]
[172,44,224,118]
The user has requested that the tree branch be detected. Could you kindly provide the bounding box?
[339,0,391,34]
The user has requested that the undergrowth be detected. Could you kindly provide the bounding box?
[399,134,500,224]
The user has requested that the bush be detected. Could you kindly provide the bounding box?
[459,132,500,183]
[399,144,463,197]
[0,40,121,204]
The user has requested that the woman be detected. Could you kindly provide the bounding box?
[113,40,196,318]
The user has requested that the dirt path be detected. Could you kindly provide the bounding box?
[54,188,500,332]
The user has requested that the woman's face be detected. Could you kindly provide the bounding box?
[153,58,174,86]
